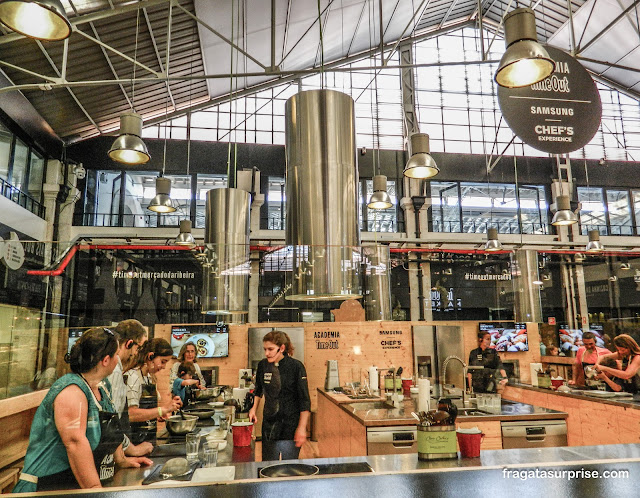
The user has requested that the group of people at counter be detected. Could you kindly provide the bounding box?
[567,332,640,392]
[13,322,311,493]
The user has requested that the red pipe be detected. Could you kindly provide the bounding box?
[27,245,79,276]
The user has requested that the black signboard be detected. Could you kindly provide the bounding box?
[498,46,601,154]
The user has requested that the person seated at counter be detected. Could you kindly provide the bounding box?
[126,338,182,445]
[169,342,206,387]
[570,331,611,387]
[105,319,152,457]
[13,328,152,493]
[172,361,200,405]
[467,331,508,393]
[596,357,623,392]
[249,330,311,461]
[595,334,640,393]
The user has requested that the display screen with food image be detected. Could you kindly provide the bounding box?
[558,325,606,354]
[479,322,529,352]
[170,324,229,358]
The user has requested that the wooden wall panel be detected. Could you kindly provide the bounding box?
[457,420,502,450]
[304,322,414,410]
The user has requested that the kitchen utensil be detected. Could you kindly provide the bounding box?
[259,463,320,478]
[183,407,216,420]
[231,421,253,447]
[396,366,403,377]
[166,414,198,436]
[160,458,191,479]
[411,412,422,423]
[325,360,340,390]
[178,407,186,420]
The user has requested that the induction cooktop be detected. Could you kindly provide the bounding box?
[257,462,374,478]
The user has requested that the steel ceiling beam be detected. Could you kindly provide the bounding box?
[35,40,102,135]
[439,0,461,28]
[280,0,336,67]
[143,7,176,109]
[577,0,640,54]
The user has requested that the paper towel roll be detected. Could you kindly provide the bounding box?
[232,387,249,404]
[417,378,430,413]
[369,366,378,392]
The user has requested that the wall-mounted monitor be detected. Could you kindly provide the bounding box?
[479,322,529,352]
[558,325,606,354]
[68,328,86,353]
[170,324,229,358]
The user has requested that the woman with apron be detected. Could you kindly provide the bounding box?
[249,331,311,461]
[14,328,152,493]
[126,338,181,445]
[596,334,640,393]
[467,331,509,393]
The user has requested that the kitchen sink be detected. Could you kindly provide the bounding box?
[347,401,395,410]
[457,408,490,416]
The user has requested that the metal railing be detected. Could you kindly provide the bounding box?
[432,220,549,235]
[0,178,45,219]
[74,212,190,227]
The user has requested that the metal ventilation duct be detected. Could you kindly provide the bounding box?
[202,188,250,314]
[284,89,362,301]
[363,245,392,321]
[511,249,542,323]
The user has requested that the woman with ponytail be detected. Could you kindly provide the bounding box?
[126,338,182,444]
[249,330,310,461]
[14,328,152,493]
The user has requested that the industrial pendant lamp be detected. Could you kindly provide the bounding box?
[484,227,503,252]
[148,177,175,213]
[403,133,439,179]
[108,112,151,165]
[368,176,393,210]
[495,8,555,88]
[551,195,578,226]
[0,0,71,41]
[585,230,604,252]
[175,219,195,247]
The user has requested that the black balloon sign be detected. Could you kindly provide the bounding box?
[498,46,602,154]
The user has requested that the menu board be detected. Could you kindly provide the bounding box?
[170,324,229,358]
[479,322,529,352]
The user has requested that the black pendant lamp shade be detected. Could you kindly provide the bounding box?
[495,8,555,88]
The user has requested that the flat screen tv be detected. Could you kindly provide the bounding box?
[479,322,528,352]
[67,328,86,353]
[558,325,606,354]
[170,324,229,358]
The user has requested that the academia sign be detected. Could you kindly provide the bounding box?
[498,46,601,154]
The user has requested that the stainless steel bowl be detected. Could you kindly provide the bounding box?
[259,463,320,478]
[165,414,198,435]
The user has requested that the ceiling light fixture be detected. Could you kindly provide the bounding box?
[484,227,503,252]
[551,195,578,226]
[175,219,196,247]
[0,0,71,41]
[495,8,555,88]
[368,175,393,209]
[148,177,175,213]
[403,133,439,179]
[108,112,150,165]
[585,229,604,252]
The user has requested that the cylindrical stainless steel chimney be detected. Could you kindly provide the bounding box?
[511,249,542,323]
[363,245,392,320]
[285,89,362,301]
[202,188,250,314]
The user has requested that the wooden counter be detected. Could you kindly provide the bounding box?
[502,384,640,446]
[317,389,567,457]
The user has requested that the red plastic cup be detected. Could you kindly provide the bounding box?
[401,378,412,396]
[457,431,484,458]
[231,422,253,447]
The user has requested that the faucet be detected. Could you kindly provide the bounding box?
[376,367,399,407]
[442,355,469,407]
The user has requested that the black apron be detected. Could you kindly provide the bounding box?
[37,383,123,491]
[621,355,640,393]
[129,380,158,445]
[469,348,498,393]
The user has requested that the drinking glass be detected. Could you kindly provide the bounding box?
[202,442,219,467]
[185,433,200,462]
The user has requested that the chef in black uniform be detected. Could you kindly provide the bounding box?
[249,330,311,461]
[467,331,508,393]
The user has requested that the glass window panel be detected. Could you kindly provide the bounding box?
[27,150,44,204]
[195,175,228,228]
[11,138,28,190]
[578,187,607,235]
[607,189,633,235]
[0,124,11,182]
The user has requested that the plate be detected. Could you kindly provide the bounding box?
[191,466,235,483]
[187,334,215,357]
